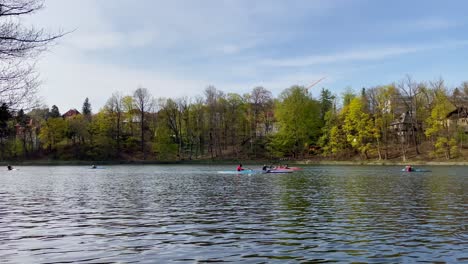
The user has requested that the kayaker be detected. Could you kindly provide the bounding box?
[405,165,412,172]
[7,165,12,171]
[237,164,244,171]
[91,165,97,169]
[262,165,269,172]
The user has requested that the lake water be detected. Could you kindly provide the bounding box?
[0,165,466,263]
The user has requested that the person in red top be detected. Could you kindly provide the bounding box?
[237,164,244,171]
[405,165,412,172]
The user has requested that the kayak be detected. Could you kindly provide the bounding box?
[217,169,296,174]
[401,169,431,172]
[217,170,261,174]
[266,169,294,173]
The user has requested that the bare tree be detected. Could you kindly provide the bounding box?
[133,87,153,159]
[105,92,124,156]
[0,0,64,109]
[160,98,181,159]
[204,86,224,159]
[248,86,273,157]
[397,75,423,159]
[177,97,190,159]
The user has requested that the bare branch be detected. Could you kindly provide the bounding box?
[0,0,64,109]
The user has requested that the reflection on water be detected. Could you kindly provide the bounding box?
[0,165,466,263]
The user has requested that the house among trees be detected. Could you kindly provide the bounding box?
[389,111,421,142]
[123,109,142,124]
[446,106,468,133]
[62,109,81,119]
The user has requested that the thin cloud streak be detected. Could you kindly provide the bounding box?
[261,40,468,67]
[403,18,461,31]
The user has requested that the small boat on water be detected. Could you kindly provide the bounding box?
[266,169,294,173]
[217,168,296,174]
[401,168,431,172]
[217,170,261,175]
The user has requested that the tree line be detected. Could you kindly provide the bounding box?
[1,1,467,162]
[1,77,468,162]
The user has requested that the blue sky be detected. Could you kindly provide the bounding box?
[31,0,468,111]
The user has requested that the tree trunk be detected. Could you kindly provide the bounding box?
[376,138,382,160]
[141,111,145,159]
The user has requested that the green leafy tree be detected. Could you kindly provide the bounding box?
[319,88,334,123]
[153,117,178,161]
[343,97,376,159]
[367,85,397,159]
[271,86,321,158]
[39,117,67,153]
[328,124,348,156]
[319,109,348,157]
[342,87,356,107]
[66,114,89,146]
[86,111,115,159]
[121,95,137,137]
[425,88,456,159]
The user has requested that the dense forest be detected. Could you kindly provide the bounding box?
[1,76,468,162]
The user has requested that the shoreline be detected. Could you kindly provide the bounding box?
[297,160,468,166]
[2,159,468,166]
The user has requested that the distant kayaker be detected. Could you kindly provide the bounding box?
[237,164,244,171]
[91,165,97,169]
[405,165,412,172]
[7,165,12,171]
[262,165,268,171]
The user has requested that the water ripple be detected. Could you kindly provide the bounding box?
[0,165,466,263]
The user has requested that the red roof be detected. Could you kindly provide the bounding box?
[62,109,81,118]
